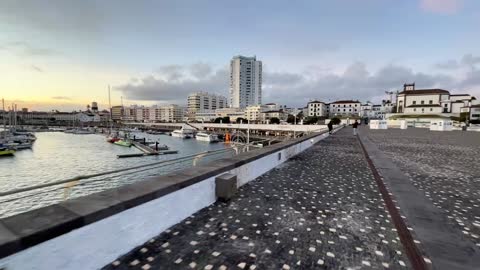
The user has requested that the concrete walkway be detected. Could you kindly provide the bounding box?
[104,129,410,270]
[359,128,480,270]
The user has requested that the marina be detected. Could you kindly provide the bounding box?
[0,130,237,218]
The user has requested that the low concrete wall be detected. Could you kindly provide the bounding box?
[0,128,338,270]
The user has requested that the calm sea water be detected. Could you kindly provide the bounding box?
[0,132,234,218]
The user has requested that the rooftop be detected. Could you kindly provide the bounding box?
[307,100,325,104]
[330,100,361,104]
[398,89,450,95]
[406,104,442,107]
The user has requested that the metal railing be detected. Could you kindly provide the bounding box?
[0,146,248,205]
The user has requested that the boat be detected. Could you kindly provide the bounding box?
[171,129,194,139]
[113,139,132,147]
[0,145,15,156]
[147,142,169,150]
[4,141,33,150]
[71,128,95,135]
[106,136,120,143]
[146,130,166,135]
[195,132,219,142]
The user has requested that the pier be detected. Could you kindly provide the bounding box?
[117,140,178,158]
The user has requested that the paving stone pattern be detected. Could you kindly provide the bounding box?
[104,130,410,270]
[363,128,480,249]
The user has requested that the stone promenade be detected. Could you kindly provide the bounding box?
[360,128,480,270]
[104,129,410,270]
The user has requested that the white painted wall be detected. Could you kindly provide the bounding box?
[0,130,334,270]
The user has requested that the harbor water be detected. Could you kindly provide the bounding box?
[0,132,237,218]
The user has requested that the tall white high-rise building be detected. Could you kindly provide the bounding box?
[230,55,262,108]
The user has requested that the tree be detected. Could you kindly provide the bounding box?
[269,117,280,124]
[236,117,246,124]
[304,116,319,125]
[330,117,341,125]
[222,116,231,123]
[286,114,296,124]
[296,111,304,119]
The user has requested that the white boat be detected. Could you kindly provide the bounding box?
[171,129,194,139]
[195,132,218,142]
[65,128,95,134]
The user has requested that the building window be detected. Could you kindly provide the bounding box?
[421,101,425,105]
[429,100,433,104]
[413,101,416,105]
[430,108,433,111]
[414,108,416,112]
[422,108,425,112]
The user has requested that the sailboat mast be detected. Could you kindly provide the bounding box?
[108,85,113,134]
[2,98,5,139]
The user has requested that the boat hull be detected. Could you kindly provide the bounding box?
[113,140,132,147]
[195,133,218,142]
[0,149,15,156]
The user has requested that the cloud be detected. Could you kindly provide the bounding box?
[155,65,184,81]
[190,62,213,79]
[435,54,480,69]
[435,59,460,69]
[460,68,480,87]
[262,63,456,107]
[461,54,480,66]
[420,0,464,14]
[116,65,229,105]
[51,96,72,100]
[31,65,44,72]
[114,61,479,108]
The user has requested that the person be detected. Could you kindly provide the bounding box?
[352,120,358,136]
[327,121,333,134]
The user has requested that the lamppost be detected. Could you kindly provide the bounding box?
[293,114,297,138]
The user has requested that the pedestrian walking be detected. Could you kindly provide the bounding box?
[352,120,358,136]
[327,121,333,134]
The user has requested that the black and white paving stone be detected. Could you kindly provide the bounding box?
[104,129,410,270]
[363,128,480,249]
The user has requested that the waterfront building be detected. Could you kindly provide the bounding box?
[360,103,373,118]
[244,105,265,122]
[307,100,328,117]
[215,107,245,122]
[395,83,476,115]
[194,110,217,122]
[187,92,227,120]
[329,100,362,117]
[229,55,262,108]
[121,106,137,121]
[148,105,184,123]
[263,103,286,111]
[470,104,480,121]
[360,101,394,119]
[91,102,99,112]
[260,110,287,123]
[16,111,102,124]
[159,104,184,122]
[111,106,124,121]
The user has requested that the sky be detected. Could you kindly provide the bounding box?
[1,0,480,111]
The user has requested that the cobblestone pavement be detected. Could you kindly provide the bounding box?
[104,129,410,270]
[363,128,480,249]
